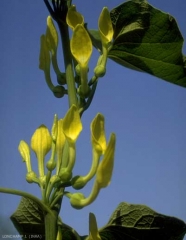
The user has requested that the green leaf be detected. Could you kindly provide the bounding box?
[59,223,81,240]
[98,202,186,240]
[87,29,103,53]
[10,197,45,239]
[11,197,82,240]
[108,1,186,87]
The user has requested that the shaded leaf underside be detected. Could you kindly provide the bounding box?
[99,202,186,240]
[10,198,186,240]
[10,197,45,239]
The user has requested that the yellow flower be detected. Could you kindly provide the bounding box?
[96,133,116,188]
[18,140,32,172]
[88,213,101,240]
[98,7,114,45]
[66,5,84,30]
[39,35,50,71]
[70,24,92,68]
[51,114,58,141]
[46,16,58,55]
[31,125,52,177]
[56,119,66,174]
[91,113,106,155]
[63,105,82,143]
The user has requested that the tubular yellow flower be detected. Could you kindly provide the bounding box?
[71,146,100,190]
[56,119,66,174]
[18,140,32,173]
[46,16,58,55]
[31,125,52,177]
[68,180,100,209]
[91,113,106,155]
[51,114,58,141]
[70,24,92,68]
[98,7,114,45]
[66,5,84,30]
[63,105,82,143]
[96,133,116,188]
[88,213,101,240]
[39,35,50,71]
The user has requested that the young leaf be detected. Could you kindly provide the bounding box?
[98,202,186,240]
[10,197,45,239]
[108,1,186,87]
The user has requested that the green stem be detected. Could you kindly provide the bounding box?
[44,67,54,91]
[58,22,77,107]
[45,210,58,240]
[44,170,52,203]
[80,81,98,116]
[52,53,62,76]
[50,193,63,209]
[0,187,54,215]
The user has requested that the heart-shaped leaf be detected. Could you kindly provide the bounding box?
[98,202,186,240]
[10,197,45,239]
[11,197,82,240]
[108,1,186,87]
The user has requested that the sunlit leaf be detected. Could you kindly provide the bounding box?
[108,1,186,87]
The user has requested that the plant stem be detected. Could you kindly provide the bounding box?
[0,187,54,215]
[58,22,77,107]
[45,210,58,240]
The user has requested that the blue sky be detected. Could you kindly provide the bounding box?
[0,0,186,238]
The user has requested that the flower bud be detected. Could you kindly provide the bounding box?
[69,193,85,210]
[50,175,61,186]
[46,160,56,171]
[71,176,87,190]
[39,176,46,188]
[53,85,66,98]
[57,72,66,85]
[26,171,38,184]
[94,65,106,77]
[59,168,72,182]
[75,64,81,76]
[18,140,30,163]
[18,140,32,173]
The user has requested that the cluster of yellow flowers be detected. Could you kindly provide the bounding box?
[39,4,114,100]
[19,6,115,239]
[18,105,116,210]
[67,5,114,98]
